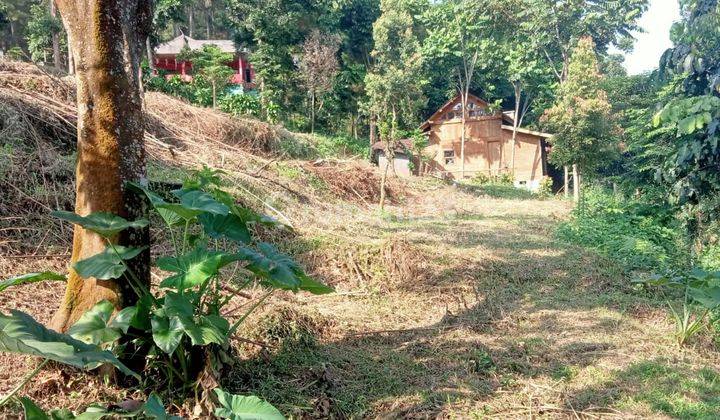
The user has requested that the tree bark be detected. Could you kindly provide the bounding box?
[510,81,521,177]
[146,37,155,71]
[188,6,194,38]
[50,1,62,69]
[564,166,569,199]
[205,0,213,39]
[572,164,580,203]
[460,92,467,179]
[51,0,152,332]
[310,91,315,134]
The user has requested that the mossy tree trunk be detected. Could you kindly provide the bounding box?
[51,0,152,332]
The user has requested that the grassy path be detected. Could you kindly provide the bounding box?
[232,184,720,419]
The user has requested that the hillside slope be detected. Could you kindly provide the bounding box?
[2,61,720,418]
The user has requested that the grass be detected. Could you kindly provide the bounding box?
[556,187,689,273]
[222,182,720,418]
[2,78,719,417]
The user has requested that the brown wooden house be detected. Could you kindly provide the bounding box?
[420,93,552,190]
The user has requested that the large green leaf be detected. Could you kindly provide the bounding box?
[51,211,148,238]
[176,189,229,215]
[158,248,241,290]
[150,311,184,354]
[0,310,138,378]
[214,389,284,420]
[20,397,108,420]
[73,245,146,280]
[127,182,184,226]
[163,293,229,346]
[199,212,251,243]
[142,393,183,419]
[296,272,334,295]
[0,271,66,293]
[68,300,121,345]
[237,243,333,294]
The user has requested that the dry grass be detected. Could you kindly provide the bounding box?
[2,60,720,419]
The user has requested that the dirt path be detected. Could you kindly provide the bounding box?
[239,184,720,419]
[2,181,720,418]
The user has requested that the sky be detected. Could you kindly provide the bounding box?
[619,0,682,75]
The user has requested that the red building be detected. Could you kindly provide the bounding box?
[153,35,255,88]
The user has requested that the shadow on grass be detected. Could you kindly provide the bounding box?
[456,183,544,200]
[567,359,720,418]
[226,189,715,418]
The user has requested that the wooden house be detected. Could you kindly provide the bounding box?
[153,35,255,88]
[419,93,553,190]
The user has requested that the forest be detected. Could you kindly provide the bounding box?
[1,0,720,418]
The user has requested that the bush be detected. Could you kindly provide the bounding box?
[219,93,261,117]
[556,187,689,272]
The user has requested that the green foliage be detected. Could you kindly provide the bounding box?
[25,3,62,63]
[542,37,618,174]
[0,168,327,416]
[654,0,720,231]
[520,0,649,81]
[640,268,720,346]
[0,271,65,293]
[556,187,688,272]
[0,310,137,378]
[52,211,149,238]
[219,93,262,117]
[19,394,181,419]
[214,388,285,420]
[72,245,147,281]
[364,0,427,136]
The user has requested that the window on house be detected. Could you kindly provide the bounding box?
[244,68,252,83]
[444,150,455,165]
[469,110,477,117]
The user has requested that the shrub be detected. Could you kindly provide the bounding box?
[556,187,689,272]
[0,166,332,415]
[219,93,261,117]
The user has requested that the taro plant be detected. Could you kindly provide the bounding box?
[639,268,720,346]
[0,167,332,417]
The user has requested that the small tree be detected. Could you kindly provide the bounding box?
[365,0,426,209]
[422,0,501,179]
[542,37,617,202]
[181,44,234,109]
[299,30,340,133]
[504,44,553,173]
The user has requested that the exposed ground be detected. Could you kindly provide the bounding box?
[2,60,720,419]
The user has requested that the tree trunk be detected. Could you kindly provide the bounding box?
[460,93,467,179]
[510,81,521,177]
[310,92,315,134]
[188,6,194,38]
[572,164,580,203]
[212,82,217,109]
[51,0,152,332]
[205,0,212,39]
[564,166,569,199]
[51,1,62,69]
[379,157,389,210]
[146,37,155,71]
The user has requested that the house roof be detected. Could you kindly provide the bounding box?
[371,138,414,153]
[420,94,529,130]
[420,93,494,131]
[501,125,553,139]
[155,34,236,55]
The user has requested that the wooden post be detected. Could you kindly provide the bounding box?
[564,166,569,199]
[572,164,580,203]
